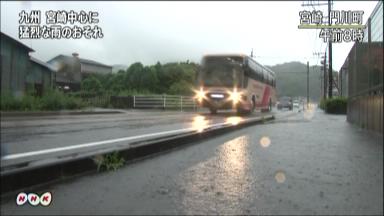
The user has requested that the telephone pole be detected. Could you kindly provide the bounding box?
[307,61,309,108]
[322,52,327,99]
[328,0,333,98]
[314,51,326,100]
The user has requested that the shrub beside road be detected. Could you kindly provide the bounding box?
[1,90,86,111]
[319,97,347,114]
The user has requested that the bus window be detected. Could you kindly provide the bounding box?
[200,57,244,88]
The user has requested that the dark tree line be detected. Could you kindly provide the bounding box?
[81,61,198,96]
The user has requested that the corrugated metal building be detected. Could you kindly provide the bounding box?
[1,32,55,97]
[27,57,57,96]
[47,53,112,91]
[339,1,383,133]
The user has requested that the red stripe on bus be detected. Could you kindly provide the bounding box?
[261,86,271,107]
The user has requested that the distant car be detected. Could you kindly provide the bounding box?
[293,100,300,108]
[277,97,293,110]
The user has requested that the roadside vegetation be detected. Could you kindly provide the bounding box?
[93,152,125,172]
[1,89,86,111]
[1,61,198,111]
[80,61,197,96]
[319,97,347,114]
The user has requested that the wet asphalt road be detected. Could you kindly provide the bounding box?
[1,108,382,215]
[1,109,276,155]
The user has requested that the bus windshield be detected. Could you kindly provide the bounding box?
[200,56,244,88]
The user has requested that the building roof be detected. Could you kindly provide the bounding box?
[49,54,112,68]
[0,31,34,52]
[30,56,57,72]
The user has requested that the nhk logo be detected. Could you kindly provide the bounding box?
[16,192,52,206]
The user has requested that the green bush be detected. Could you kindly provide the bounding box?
[81,76,103,93]
[320,97,347,114]
[39,90,66,110]
[19,95,40,111]
[1,90,87,111]
[1,92,40,111]
[167,80,193,95]
[1,92,19,110]
[117,89,151,96]
[64,96,86,110]
[319,98,326,110]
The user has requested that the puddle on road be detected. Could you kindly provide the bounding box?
[225,116,243,126]
[191,116,209,132]
[177,135,252,214]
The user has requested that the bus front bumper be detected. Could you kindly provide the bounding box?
[199,99,251,111]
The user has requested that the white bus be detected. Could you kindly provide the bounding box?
[195,54,277,114]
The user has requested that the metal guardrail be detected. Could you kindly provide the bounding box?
[133,95,197,111]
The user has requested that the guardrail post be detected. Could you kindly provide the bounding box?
[163,95,166,109]
[133,95,136,108]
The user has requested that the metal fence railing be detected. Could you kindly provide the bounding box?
[133,95,197,111]
[109,95,198,111]
[81,94,110,107]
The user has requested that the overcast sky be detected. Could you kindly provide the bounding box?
[1,1,378,70]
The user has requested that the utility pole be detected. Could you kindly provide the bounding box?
[313,51,325,100]
[251,48,254,58]
[320,74,323,99]
[328,0,333,98]
[323,52,327,99]
[307,61,309,109]
[340,68,343,97]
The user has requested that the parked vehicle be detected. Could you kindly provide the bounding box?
[293,100,300,108]
[277,96,293,110]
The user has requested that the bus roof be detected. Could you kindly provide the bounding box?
[202,53,247,58]
[201,53,275,77]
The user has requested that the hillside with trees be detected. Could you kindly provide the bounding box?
[81,61,198,96]
[82,60,337,102]
[268,61,336,102]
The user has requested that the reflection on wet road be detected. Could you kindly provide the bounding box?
[1,110,262,155]
[179,135,251,215]
[2,108,382,215]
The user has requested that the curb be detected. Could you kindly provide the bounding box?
[1,115,274,195]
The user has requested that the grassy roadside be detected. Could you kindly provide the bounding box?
[1,90,86,111]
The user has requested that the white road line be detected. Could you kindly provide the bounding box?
[1,127,195,161]
[1,115,269,162]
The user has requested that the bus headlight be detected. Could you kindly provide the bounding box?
[229,89,241,104]
[194,88,205,102]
